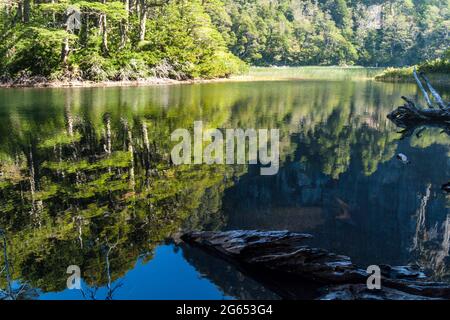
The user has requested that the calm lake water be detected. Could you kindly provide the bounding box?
[0,67,449,299]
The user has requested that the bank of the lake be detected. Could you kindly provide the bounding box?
[0,77,232,88]
[374,59,450,83]
[375,70,449,83]
[0,66,387,88]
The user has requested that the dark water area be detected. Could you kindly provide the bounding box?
[0,70,449,299]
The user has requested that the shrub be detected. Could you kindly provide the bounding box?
[418,58,450,74]
[111,52,151,81]
[8,28,75,78]
[374,57,449,82]
[78,52,114,82]
[197,51,248,78]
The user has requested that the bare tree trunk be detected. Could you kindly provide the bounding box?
[138,0,147,42]
[61,37,70,64]
[387,70,450,137]
[51,0,56,24]
[61,9,77,64]
[100,14,109,54]
[120,0,129,48]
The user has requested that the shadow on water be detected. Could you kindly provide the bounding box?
[0,74,448,299]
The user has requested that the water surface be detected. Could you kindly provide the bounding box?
[0,69,449,299]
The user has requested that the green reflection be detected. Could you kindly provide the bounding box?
[0,75,449,298]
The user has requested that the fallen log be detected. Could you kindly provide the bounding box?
[181,230,450,300]
[387,70,449,136]
[387,96,450,128]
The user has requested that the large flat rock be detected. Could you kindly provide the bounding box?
[182,230,450,300]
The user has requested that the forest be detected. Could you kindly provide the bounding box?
[0,0,448,83]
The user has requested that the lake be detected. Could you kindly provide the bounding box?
[0,67,449,300]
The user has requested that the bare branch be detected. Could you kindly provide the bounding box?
[413,68,433,109]
[419,72,447,110]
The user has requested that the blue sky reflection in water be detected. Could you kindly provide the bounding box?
[39,245,234,300]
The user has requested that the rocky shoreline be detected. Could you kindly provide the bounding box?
[182,230,450,300]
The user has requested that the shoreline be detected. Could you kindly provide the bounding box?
[2,68,446,89]
[0,76,251,89]
[374,70,449,84]
[0,66,383,88]
[0,75,380,89]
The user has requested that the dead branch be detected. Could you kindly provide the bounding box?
[419,72,447,110]
[387,72,449,134]
[413,68,433,108]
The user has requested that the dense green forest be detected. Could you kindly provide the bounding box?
[0,0,449,82]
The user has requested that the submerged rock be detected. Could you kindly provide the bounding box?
[182,230,450,300]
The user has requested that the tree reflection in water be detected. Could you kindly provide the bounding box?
[0,78,448,298]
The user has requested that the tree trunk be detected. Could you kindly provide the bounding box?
[139,0,147,42]
[387,71,450,137]
[23,0,30,23]
[120,0,129,48]
[61,37,70,64]
[17,2,23,22]
[100,14,109,54]
[50,0,55,24]
[80,13,89,47]
[99,0,109,54]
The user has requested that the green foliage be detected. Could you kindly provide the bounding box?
[220,0,449,67]
[374,66,416,82]
[1,0,448,82]
[0,0,247,82]
[39,132,82,149]
[142,1,246,79]
[8,27,76,77]
[375,54,450,82]
[419,58,450,74]
[77,52,113,81]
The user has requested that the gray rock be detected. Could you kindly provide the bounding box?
[182,230,450,300]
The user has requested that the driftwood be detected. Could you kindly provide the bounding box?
[182,230,450,300]
[387,69,450,138]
